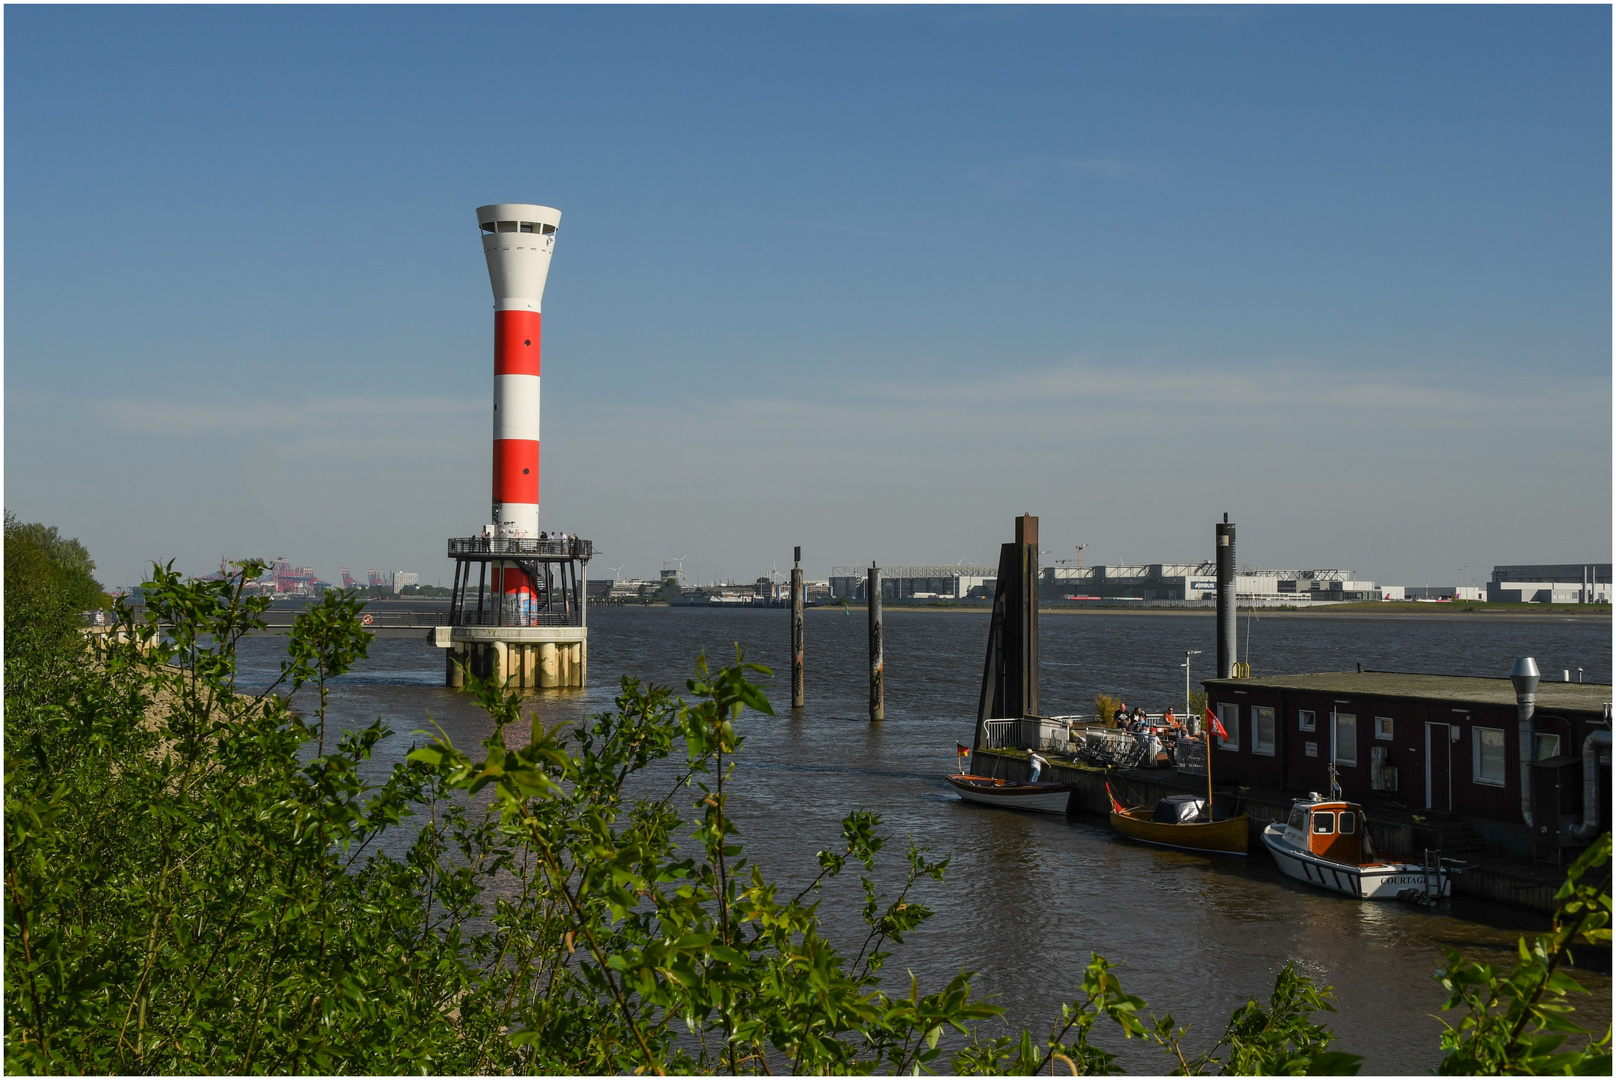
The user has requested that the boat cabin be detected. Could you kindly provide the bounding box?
[1283,798,1377,866]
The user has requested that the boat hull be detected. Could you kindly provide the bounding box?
[947,774,1073,814]
[1261,824,1451,900]
[1109,809,1249,855]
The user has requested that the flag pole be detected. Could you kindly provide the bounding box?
[1206,706,1215,817]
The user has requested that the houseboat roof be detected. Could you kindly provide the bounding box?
[1205,670,1612,715]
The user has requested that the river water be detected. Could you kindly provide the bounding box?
[241,607,1611,1073]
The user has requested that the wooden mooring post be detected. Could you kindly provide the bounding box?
[867,563,884,722]
[791,546,805,709]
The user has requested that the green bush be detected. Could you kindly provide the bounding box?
[5,560,1609,1074]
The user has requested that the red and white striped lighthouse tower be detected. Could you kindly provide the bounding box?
[478,203,559,539]
[441,203,591,691]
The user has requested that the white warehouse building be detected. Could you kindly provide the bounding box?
[1486,564,1610,604]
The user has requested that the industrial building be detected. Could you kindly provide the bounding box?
[1486,564,1610,604]
[1043,564,1387,603]
[829,566,998,601]
[828,563,1388,604]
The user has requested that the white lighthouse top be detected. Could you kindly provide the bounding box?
[476,203,561,312]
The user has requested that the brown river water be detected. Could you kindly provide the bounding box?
[241,607,1612,1073]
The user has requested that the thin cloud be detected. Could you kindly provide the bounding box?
[607,358,1606,439]
[93,395,484,435]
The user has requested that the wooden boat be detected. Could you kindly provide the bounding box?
[1107,784,1248,855]
[1261,796,1454,901]
[1104,709,1248,855]
[947,772,1074,814]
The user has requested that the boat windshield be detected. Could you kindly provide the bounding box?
[1311,811,1336,834]
[1287,806,1305,831]
[1339,811,1356,834]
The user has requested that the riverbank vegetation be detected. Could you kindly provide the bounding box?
[5,535,1610,1073]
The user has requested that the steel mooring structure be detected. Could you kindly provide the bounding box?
[973,514,1041,749]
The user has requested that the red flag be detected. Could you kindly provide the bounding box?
[1105,781,1125,815]
[1206,705,1228,741]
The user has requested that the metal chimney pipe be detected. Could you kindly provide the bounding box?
[1565,728,1612,843]
[1511,657,1540,826]
[1215,515,1236,678]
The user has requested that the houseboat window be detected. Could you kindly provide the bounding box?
[1216,703,1240,751]
[1298,709,1316,732]
[497,221,518,232]
[480,222,496,233]
[1333,713,1358,767]
[1474,727,1506,786]
[1253,707,1276,756]
[1339,812,1356,833]
[1287,806,1305,831]
[1311,812,1336,834]
[1535,732,1562,760]
[541,223,556,234]
[1375,716,1394,740]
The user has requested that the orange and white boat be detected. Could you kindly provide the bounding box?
[1261,795,1453,901]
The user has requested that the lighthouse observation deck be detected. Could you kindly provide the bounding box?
[444,534,592,630]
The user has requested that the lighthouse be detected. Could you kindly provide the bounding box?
[437,203,591,690]
[479,202,559,540]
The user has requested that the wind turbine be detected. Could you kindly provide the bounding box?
[607,564,625,582]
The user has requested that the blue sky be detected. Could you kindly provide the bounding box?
[5,4,1610,589]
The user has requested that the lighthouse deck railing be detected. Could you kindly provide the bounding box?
[447,536,594,561]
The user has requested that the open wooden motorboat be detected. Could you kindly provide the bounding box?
[1106,785,1248,855]
[947,772,1074,814]
[1261,796,1454,902]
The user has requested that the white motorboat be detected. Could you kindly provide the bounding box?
[946,773,1074,814]
[1261,796,1453,901]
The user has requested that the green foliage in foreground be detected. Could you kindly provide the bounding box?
[4,560,1610,1074]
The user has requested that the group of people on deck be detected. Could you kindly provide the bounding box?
[1111,701,1186,734]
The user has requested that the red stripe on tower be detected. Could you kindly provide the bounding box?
[494,310,542,376]
[492,440,539,505]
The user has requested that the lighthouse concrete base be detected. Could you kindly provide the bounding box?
[439,626,588,689]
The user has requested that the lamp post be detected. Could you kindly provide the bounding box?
[1183,649,1202,726]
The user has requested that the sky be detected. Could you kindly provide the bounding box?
[4,4,1611,591]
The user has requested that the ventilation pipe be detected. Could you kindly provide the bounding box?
[1215,515,1236,679]
[1511,657,1540,826]
[1565,728,1612,843]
